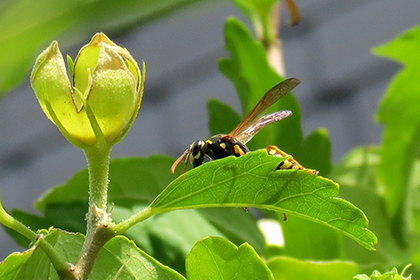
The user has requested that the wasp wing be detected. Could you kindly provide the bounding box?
[235,110,292,144]
[228,78,300,138]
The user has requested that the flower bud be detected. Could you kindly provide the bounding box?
[30,33,144,147]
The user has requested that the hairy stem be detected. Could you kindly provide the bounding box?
[84,144,112,210]
[75,144,115,280]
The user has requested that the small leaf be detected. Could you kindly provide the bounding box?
[301,128,332,176]
[354,275,370,280]
[330,146,380,191]
[374,25,420,65]
[354,265,412,280]
[44,202,88,233]
[95,235,186,280]
[151,150,377,250]
[0,250,34,279]
[231,0,278,42]
[407,159,420,239]
[267,256,359,280]
[186,236,274,280]
[207,98,241,135]
[330,147,409,267]
[66,54,74,82]
[373,25,420,226]
[280,215,343,260]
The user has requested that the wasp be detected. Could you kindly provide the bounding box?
[171,78,318,175]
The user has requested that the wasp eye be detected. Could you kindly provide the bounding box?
[190,140,207,167]
[191,140,205,156]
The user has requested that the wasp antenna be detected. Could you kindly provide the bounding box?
[181,163,188,174]
[171,151,187,173]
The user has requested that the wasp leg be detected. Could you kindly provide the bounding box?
[266,145,318,175]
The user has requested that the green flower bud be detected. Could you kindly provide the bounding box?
[30,33,144,147]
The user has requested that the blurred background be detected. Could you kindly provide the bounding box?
[0,0,419,260]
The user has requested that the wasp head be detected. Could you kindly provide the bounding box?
[171,140,208,174]
[189,140,208,167]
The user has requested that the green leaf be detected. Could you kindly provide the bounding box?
[373,25,420,234]
[219,17,301,134]
[232,0,278,43]
[354,275,370,280]
[150,150,377,250]
[95,235,186,280]
[330,147,410,269]
[374,25,420,65]
[280,215,343,260]
[354,266,412,280]
[0,250,34,279]
[113,206,265,275]
[0,0,205,94]
[44,202,88,233]
[267,256,359,280]
[207,98,242,135]
[301,128,332,176]
[10,230,83,280]
[407,158,420,244]
[0,229,185,280]
[66,54,74,82]
[137,207,264,271]
[198,208,265,255]
[34,155,178,213]
[330,146,381,192]
[112,207,226,275]
[186,236,274,280]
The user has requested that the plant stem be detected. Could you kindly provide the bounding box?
[266,1,286,77]
[75,144,115,280]
[113,206,155,234]
[0,198,37,242]
[84,144,112,210]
